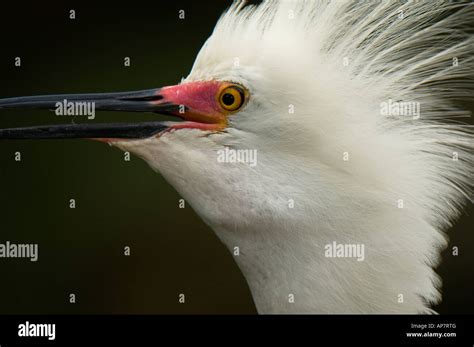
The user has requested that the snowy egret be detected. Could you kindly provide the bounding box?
[0,0,473,313]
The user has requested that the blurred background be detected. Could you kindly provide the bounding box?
[0,0,472,314]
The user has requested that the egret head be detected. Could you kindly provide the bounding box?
[110,2,340,235]
[0,0,473,314]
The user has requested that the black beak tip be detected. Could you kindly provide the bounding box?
[0,88,178,139]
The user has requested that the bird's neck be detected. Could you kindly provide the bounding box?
[221,204,442,314]
[205,160,445,314]
[139,137,444,314]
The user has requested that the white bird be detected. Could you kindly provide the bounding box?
[0,0,473,314]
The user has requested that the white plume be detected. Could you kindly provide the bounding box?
[121,0,474,313]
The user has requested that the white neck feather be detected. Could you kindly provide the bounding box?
[117,0,473,314]
[123,135,447,314]
[209,159,445,314]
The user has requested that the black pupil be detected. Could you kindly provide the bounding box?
[222,93,235,106]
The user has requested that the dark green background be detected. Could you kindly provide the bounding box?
[0,1,472,314]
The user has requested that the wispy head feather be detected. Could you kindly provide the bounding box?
[180,0,474,312]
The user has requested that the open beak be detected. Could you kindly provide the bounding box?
[0,88,182,140]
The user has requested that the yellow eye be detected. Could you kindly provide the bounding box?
[218,85,246,112]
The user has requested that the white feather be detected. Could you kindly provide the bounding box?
[115,0,474,313]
